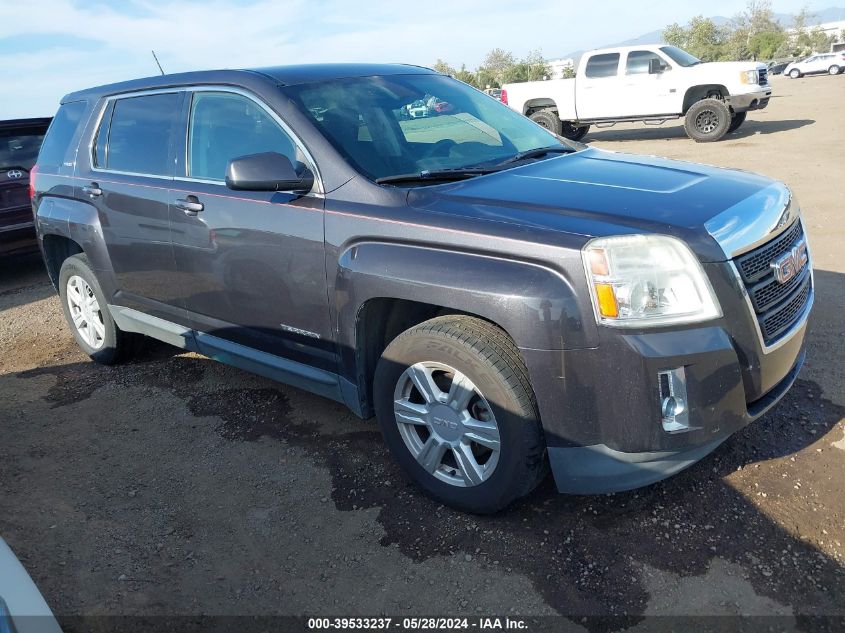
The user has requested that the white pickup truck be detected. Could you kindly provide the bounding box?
[502,45,772,142]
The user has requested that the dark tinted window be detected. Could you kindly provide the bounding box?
[0,129,45,171]
[38,101,85,167]
[105,93,180,176]
[626,50,668,74]
[188,92,297,181]
[585,53,620,78]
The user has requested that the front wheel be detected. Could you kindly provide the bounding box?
[561,121,589,141]
[374,316,547,514]
[727,111,747,134]
[829,65,841,75]
[789,69,801,79]
[684,98,731,142]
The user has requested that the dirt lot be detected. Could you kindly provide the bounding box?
[1,73,843,631]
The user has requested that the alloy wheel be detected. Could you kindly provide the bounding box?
[393,361,501,487]
[66,275,106,349]
[694,109,720,134]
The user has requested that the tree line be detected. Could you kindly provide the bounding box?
[433,1,842,88]
[663,1,840,62]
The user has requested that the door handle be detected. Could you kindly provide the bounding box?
[82,184,102,197]
[175,197,204,215]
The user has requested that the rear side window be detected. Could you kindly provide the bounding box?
[188,92,298,181]
[38,101,86,167]
[100,93,180,176]
[585,53,620,78]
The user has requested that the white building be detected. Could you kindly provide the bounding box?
[546,57,575,80]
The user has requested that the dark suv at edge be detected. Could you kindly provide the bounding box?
[32,64,812,513]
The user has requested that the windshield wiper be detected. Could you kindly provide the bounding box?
[496,146,575,166]
[375,168,494,185]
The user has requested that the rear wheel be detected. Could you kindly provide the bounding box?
[374,315,547,514]
[727,111,747,134]
[684,98,731,142]
[829,65,841,75]
[560,121,589,141]
[789,68,801,79]
[58,253,137,364]
[528,109,561,135]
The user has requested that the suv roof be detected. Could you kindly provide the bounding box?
[63,63,437,103]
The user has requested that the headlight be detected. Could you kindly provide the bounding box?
[582,234,722,327]
[740,70,759,84]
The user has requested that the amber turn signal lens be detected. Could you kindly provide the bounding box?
[595,283,619,318]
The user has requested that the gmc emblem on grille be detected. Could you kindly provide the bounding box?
[770,239,808,284]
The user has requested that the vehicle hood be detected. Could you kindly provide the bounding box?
[407,147,785,262]
[689,60,766,73]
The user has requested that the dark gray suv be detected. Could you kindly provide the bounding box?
[33,64,812,513]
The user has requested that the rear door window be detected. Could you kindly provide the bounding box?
[585,53,620,78]
[100,93,181,176]
[37,101,86,168]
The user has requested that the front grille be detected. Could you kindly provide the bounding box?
[733,220,812,346]
[758,68,769,85]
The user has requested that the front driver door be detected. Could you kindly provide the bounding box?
[169,89,334,373]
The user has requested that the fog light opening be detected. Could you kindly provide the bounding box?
[658,367,691,433]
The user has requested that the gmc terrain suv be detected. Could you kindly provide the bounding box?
[1,117,50,256]
[33,65,812,513]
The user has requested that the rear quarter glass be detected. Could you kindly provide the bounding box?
[38,101,87,168]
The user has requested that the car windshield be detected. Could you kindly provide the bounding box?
[0,130,44,170]
[659,46,702,67]
[284,73,566,183]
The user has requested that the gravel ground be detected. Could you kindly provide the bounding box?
[1,73,843,631]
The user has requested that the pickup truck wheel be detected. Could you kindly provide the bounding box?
[727,111,747,133]
[684,98,731,142]
[561,122,589,141]
[789,69,801,79]
[829,65,841,75]
[528,109,562,135]
[59,253,136,365]
[374,315,547,514]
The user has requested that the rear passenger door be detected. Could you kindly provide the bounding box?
[576,52,622,119]
[81,91,185,322]
[169,88,333,371]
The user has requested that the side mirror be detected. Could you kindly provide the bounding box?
[649,58,666,74]
[225,152,314,193]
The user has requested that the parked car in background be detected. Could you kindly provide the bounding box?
[767,60,791,75]
[407,99,429,118]
[785,52,845,78]
[1,117,50,256]
[503,44,771,142]
[33,64,812,513]
[484,88,504,101]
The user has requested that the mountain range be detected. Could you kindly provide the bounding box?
[556,6,845,61]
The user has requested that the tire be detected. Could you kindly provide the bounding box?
[727,111,747,134]
[829,65,841,75]
[529,109,562,135]
[561,121,589,141]
[373,315,547,514]
[58,253,135,364]
[789,69,801,79]
[684,98,731,142]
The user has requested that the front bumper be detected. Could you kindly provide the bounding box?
[521,260,809,494]
[546,350,804,494]
[729,87,772,112]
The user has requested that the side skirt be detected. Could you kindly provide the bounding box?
[108,305,361,412]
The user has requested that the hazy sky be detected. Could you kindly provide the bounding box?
[0,0,839,118]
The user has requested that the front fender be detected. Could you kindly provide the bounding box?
[335,241,595,352]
